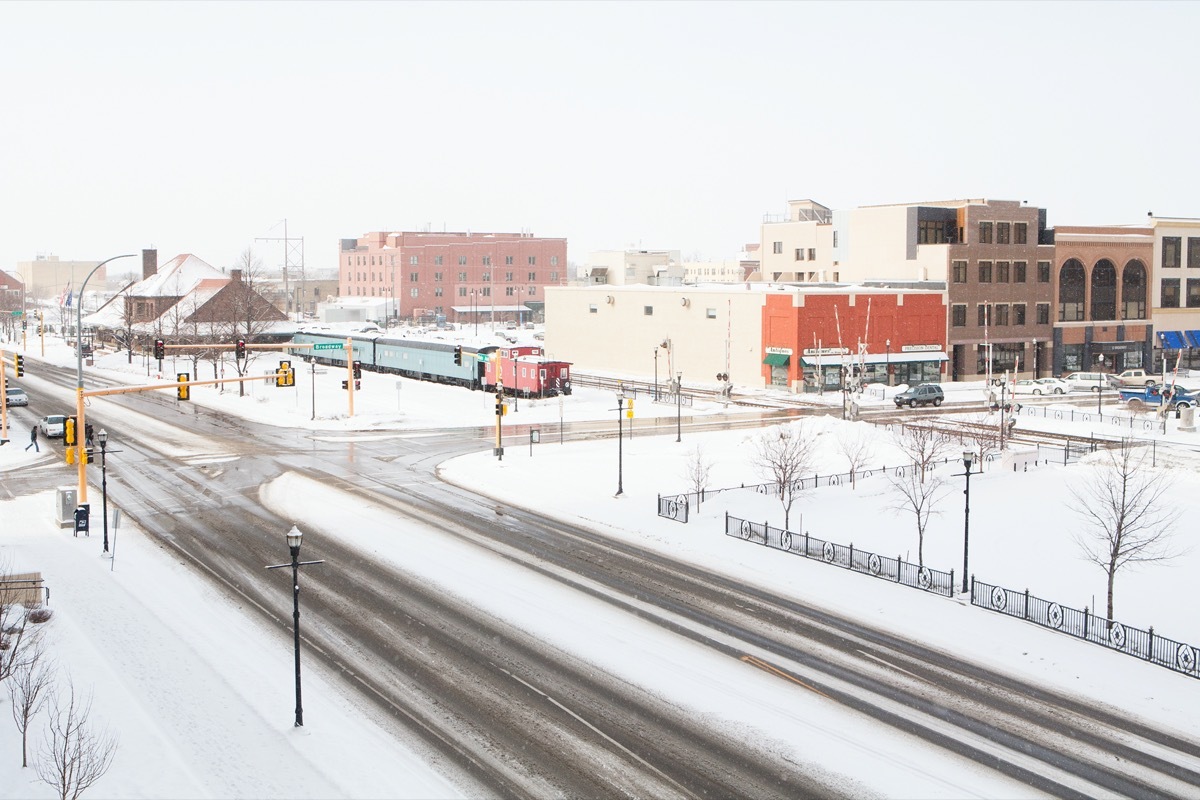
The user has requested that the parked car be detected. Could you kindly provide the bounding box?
[893,383,944,408]
[3,387,28,407]
[1062,371,1108,393]
[1035,377,1069,394]
[39,414,66,438]
[1109,368,1156,388]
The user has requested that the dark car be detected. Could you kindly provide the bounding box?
[894,383,945,408]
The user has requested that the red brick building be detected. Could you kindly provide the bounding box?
[339,231,567,324]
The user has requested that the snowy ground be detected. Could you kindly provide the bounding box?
[1,332,1199,798]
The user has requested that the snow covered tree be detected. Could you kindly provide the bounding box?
[1070,438,1184,622]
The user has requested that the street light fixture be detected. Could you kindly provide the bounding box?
[675,371,683,443]
[960,450,975,595]
[98,429,110,554]
[615,388,626,495]
[265,525,325,727]
[885,338,892,386]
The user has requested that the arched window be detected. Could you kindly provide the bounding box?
[1059,259,1086,321]
[1090,259,1117,320]
[1122,260,1147,320]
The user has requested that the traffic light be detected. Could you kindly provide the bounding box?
[352,360,362,379]
[495,396,504,416]
[354,379,361,390]
[64,416,77,446]
[342,380,349,390]
[83,448,94,465]
[625,397,634,419]
[453,345,463,366]
[154,339,165,360]
[177,372,190,401]
[14,354,24,377]
[235,339,246,360]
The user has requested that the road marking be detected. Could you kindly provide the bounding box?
[740,655,831,698]
[856,650,926,682]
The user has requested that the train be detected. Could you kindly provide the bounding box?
[289,327,572,397]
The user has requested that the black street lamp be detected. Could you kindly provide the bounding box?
[653,348,659,402]
[98,429,109,554]
[675,371,683,443]
[885,338,892,386]
[1096,353,1105,415]
[615,388,626,495]
[960,450,975,595]
[266,525,324,727]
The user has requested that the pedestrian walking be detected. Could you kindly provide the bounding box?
[25,426,39,452]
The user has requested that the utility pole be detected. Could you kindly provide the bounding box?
[257,219,305,322]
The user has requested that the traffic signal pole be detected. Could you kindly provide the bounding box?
[346,338,354,418]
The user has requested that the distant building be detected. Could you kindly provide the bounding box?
[15,255,103,303]
[1147,217,1200,372]
[338,230,567,325]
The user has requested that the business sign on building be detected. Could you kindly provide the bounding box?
[801,347,849,356]
[901,344,941,352]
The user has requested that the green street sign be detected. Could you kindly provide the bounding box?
[312,342,343,351]
[11,310,23,316]
[477,353,489,362]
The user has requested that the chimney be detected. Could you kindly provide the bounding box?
[142,249,157,280]
[230,269,243,283]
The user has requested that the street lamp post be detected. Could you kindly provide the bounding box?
[98,429,109,554]
[75,254,136,506]
[885,338,892,386]
[675,371,683,443]
[1096,353,1105,415]
[654,348,659,401]
[961,450,975,595]
[265,525,325,727]
[615,389,625,495]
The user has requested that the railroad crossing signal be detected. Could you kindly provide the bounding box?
[177,373,190,401]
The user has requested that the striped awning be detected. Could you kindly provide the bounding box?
[1159,331,1187,350]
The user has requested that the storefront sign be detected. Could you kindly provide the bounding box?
[900,344,941,352]
[802,347,848,356]
[766,346,794,355]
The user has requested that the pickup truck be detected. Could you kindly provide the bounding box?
[1108,369,1156,388]
[1118,384,1198,409]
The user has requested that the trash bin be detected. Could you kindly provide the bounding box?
[55,486,77,528]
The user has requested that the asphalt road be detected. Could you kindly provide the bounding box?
[7,360,1200,799]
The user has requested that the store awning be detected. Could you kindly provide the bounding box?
[763,353,790,366]
[1186,330,1200,348]
[800,351,949,367]
[1159,331,1187,350]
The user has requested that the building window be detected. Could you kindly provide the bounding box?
[951,304,967,327]
[917,219,949,244]
[505,256,514,265]
[952,261,967,283]
[1014,303,1026,325]
[644,305,654,316]
[435,255,444,266]
[528,272,537,281]
[1188,279,1200,308]
[977,303,991,327]
[434,272,443,282]
[409,288,419,298]
[706,308,717,319]
[458,256,467,266]
[409,272,419,283]
[589,304,598,314]
[997,222,1011,245]
[979,221,993,244]
[1163,237,1182,268]
[1014,222,1028,244]
[1014,261,1027,282]
[1189,238,1200,268]
[994,304,1010,326]
[832,231,838,247]
[550,271,559,281]
[773,241,783,254]
[370,256,375,266]
[528,256,536,266]
[996,261,1010,283]
[551,256,558,266]
[482,256,491,266]
[808,248,816,260]
[458,287,467,297]
[1036,303,1049,324]
[505,272,514,282]
[505,286,515,296]
[408,256,417,266]
[1037,261,1051,282]
[978,261,993,283]
[458,271,468,281]
[434,287,443,297]
[481,287,491,297]
[482,271,490,282]
[795,248,805,261]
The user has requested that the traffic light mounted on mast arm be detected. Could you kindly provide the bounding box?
[14,354,24,377]
[235,339,246,360]
[154,339,165,360]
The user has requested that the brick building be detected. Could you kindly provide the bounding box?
[339,231,567,324]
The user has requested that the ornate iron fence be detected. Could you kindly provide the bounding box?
[724,513,955,597]
[972,579,1200,679]
[657,494,689,523]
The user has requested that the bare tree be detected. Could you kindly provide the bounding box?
[887,465,949,566]
[892,422,952,483]
[215,248,282,397]
[751,423,816,529]
[10,640,54,768]
[0,570,45,687]
[836,426,875,489]
[36,680,117,800]
[956,414,1000,467]
[1070,439,1184,622]
[682,444,713,507]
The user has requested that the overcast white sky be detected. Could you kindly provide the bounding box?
[2,1,1197,276]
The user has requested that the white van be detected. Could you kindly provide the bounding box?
[1062,372,1109,393]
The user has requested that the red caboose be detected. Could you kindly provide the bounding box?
[483,346,572,397]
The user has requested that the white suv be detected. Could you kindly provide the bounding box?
[1062,372,1108,393]
[39,415,66,438]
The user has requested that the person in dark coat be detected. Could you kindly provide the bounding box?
[25,426,39,452]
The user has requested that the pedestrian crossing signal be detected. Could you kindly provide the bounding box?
[276,360,294,387]
[177,373,190,401]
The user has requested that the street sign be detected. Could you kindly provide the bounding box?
[10,310,23,316]
[477,353,489,362]
[313,342,342,351]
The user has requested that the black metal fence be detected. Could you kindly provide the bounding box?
[657,494,689,523]
[972,579,1199,679]
[725,513,955,597]
[1018,404,1174,434]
